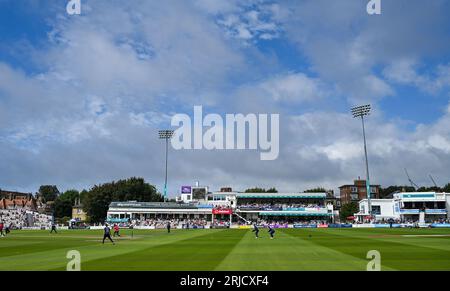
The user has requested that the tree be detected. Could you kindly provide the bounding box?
[304,187,334,198]
[443,183,450,193]
[245,187,278,193]
[304,187,327,193]
[53,190,80,219]
[38,185,60,202]
[53,198,74,219]
[379,186,415,198]
[79,189,88,204]
[417,186,442,192]
[59,190,80,204]
[245,187,266,193]
[83,177,163,223]
[340,202,359,221]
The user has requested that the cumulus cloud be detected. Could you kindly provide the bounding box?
[214,1,283,42]
[279,0,450,103]
[1,0,450,195]
[260,73,328,103]
[383,58,450,94]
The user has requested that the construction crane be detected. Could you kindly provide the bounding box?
[429,174,438,188]
[404,168,419,189]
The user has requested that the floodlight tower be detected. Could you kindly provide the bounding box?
[158,130,174,201]
[351,104,372,216]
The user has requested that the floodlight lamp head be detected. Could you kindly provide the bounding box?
[351,104,371,118]
[158,130,174,139]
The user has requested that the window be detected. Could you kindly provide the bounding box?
[371,205,381,215]
[351,187,358,193]
[192,187,207,200]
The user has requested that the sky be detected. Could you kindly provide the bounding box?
[0,0,450,196]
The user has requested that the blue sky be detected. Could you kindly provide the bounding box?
[0,0,450,195]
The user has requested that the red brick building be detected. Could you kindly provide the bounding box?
[0,189,37,211]
[339,179,380,205]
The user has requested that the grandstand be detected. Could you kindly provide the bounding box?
[0,209,52,229]
[106,188,335,227]
[107,201,212,228]
[0,189,52,229]
[234,192,333,224]
[106,187,450,228]
[356,191,450,226]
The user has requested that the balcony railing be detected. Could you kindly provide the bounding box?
[399,209,447,214]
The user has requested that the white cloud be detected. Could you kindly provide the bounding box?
[383,59,450,94]
[215,1,282,42]
[279,0,450,103]
[129,111,172,127]
[260,73,327,103]
[427,135,450,154]
[1,0,450,194]
[318,142,362,161]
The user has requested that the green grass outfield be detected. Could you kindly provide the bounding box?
[1,228,450,271]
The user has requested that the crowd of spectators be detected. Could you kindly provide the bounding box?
[237,203,323,210]
[236,219,329,226]
[131,218,209,228]
[353,217,450,225]
[211,219,231,228]
[257,219,328,225]
[0,209,52,229]
[213,205,231,210]
[433,218,450,224]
